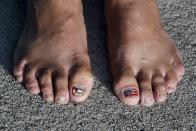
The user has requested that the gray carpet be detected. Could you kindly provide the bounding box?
[0,0,195,130]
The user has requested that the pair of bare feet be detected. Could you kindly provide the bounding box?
[13,0,184,106]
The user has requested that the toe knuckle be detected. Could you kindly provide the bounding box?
[156,83,166,89]
[40,83,51,89]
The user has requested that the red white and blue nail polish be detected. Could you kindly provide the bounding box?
[123,88,138,97]
[72,86,85,97]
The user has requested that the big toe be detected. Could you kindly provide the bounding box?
[113,70,140,105]
[69,64,93,103]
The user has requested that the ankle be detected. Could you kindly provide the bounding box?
[105,0,156,8]
[33,0,83,15]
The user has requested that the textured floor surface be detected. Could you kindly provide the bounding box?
[0,0,195,130]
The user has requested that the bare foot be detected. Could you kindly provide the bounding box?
[13,0,93,104]
[105,0,185,106]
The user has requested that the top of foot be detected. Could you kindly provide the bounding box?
[13,0,93,104]
[105,0,185,106]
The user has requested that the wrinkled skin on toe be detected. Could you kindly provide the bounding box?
[13,0,93,104]
[105,0,185,106]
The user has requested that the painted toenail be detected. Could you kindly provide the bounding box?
[123,88,138,97]
[72,86,85,97]
[56,97,66,104]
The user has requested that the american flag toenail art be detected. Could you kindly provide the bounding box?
[72,87,85,97]
[124,89,138,97]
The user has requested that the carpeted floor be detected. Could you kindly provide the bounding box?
[0,0,195,130]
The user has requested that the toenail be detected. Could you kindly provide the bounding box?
[123,88,138,97]
[158,94,166,101]
[178,75,183,81]
[143,97,154,106]
[168,86,175,92]
[72,86,85,97]
[17,77,22,82]
[168,86,174,90]
[56,97,66,104]
[15,74,22,82]
[27,86,34,91]
[43,93,53,101]
[179,75,183,78]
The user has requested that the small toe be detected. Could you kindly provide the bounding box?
[173,55,185,82]
[39,70,54,102]
[24,65,40,95]
[152,71,167,102]
[13,60,27,82]
[165,69,178,93]
[113,69,140,105]
[137,71,155,106]
[69,65,93,103]
[54,72,69,104]
[173,64,185,82]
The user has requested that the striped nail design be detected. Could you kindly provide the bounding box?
[124,89,138,97]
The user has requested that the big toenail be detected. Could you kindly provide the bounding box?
[123,88,138,97]
[72,86,85,97]
[56,97,66,104]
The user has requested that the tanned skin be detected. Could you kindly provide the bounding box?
[14,0,93,104]
[105,0,184,106]
[13,0,184,106]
